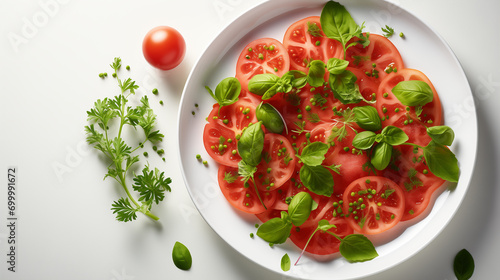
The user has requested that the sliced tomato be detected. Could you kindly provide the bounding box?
[203,99,258,167]
[254,133,296,191]
[283,16,343,73]
[236,38,290,92]
[383,145,446,221]
[218,165,277,214]
[346,33,404,83]
[289,194,353,255]
[342,176,405,235]
[376,68,443,127]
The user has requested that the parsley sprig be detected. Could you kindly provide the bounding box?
[85,57,171,222]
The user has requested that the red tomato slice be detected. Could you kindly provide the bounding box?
[346,33,404,83]
[218,165,277,214]
[383,145,446,221]
[236,38,290,92]
[342,176,405,235]
[204,98,258,167]
[254,133,296,191]
[289,194,353,255]
[376,68,443,127]
[283,16,343,73]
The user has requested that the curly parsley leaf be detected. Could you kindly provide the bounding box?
[111,198,138,222]
[381,25,395,38]
[85,57,171,222]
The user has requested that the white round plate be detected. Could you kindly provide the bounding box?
[177,0,477,279]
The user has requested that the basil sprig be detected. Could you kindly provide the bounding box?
[353,125,408,170]
[257,192,315,244]
[391,80,433,107]
[256,192,378,266]
[248,71,307,100]
[256,102,286,134]
[320,1,366,58]
[295,219,378,265]
[324,58,373,105]
[205,77,241,115]
[352,124,460,182]
[237,122,268,208]
[296,142,335,197]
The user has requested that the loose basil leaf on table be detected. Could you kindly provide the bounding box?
[391,80,433,106]
[453,249,474,280]
[172,241,192,270]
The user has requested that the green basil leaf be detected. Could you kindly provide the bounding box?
[326,58,349,75]
[215,77,241,106]
[371,142,392,170]
[300,165,334,197]
[329,71,363,104]
[262,84,279,100]
[237,122,265,167]
[318,219,336,231]
[285,70,308,88]
[352,131,376,150]
[339,234,378,262]
[288,192,313,226]
[256,216,292,244]
[426,125,455,146]
[307,60,326,87]
[248,74,279,96]
[281,253,291,272]
[381,126,408,145]
[391,80,433,107]
[454,249,475,280]
[320,1,361,51]
[353,106,382,131]
[172,242,192,270]
[297,141,329,166]
[256,102,285,134]
[423,140,459,182]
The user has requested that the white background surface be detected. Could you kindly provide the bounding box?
[0,0,498,279]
